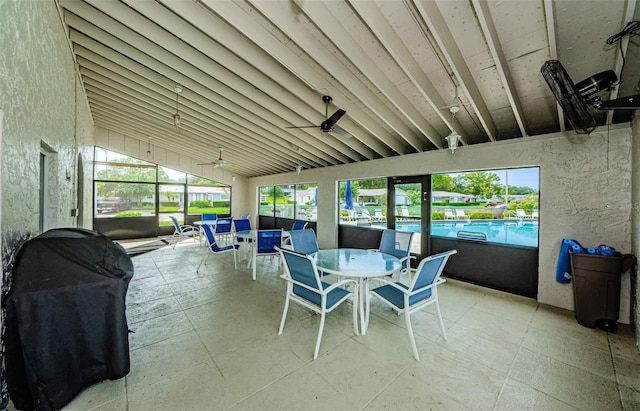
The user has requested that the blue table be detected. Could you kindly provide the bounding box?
[311,249,401,334]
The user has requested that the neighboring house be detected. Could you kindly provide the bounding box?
[432,191,477,203]
[290,187,316,205]
[357,188,410,206]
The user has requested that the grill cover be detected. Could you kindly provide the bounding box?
[5,228,134,411]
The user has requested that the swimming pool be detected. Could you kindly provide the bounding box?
[397,221,539,248]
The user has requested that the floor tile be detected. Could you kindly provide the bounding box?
[43,242,640,411]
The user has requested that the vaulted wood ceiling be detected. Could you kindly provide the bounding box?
[59,0,640,177]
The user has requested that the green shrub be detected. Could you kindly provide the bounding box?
[212,200,230,208]
[160,201,180,207]
[431,211,445,220]
[191,200,211,208]
[469,211,493,219]
[115,211,142,218]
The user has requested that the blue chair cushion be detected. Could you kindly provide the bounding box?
[293,282,351,310]
[371,283,432,309]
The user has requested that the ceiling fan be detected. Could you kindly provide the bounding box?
[197,147,237,168]
[286,95,353,138]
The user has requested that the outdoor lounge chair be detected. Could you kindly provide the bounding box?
[455,209,470,222]
[444,209,455,220]
[367,249,457,360]
[169,216,199,248]
[516,209,532,220]
[374,209,385,222]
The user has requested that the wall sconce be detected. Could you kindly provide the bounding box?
[65,167,71,181]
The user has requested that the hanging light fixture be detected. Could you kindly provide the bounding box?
[296,164,302,174]
[146,137,152,159]
[173,85,183,129]
[446,105,461,154]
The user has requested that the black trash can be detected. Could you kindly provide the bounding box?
[570,252,636,332]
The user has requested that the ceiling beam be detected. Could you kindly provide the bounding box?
[472,0,528,137]
[293,0,445,150]
[159,0,392,159]
[543,0,565,132]
[62,0,358,164]
[247,0,427,153]
[412,0,497,141]
[348,0,468,146]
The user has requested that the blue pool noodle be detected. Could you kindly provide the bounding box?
[556,239,584,283]
[587,248,597,255]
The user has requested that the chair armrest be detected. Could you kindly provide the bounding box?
[323,278,358,293]
[181,224,197,232]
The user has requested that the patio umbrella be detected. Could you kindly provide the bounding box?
[345,181,354,210]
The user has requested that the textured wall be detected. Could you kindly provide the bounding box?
[251,126,634,322]
[632,114,640,348]
[0,0,94,405]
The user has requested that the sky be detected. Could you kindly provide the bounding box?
[496,167,539,190]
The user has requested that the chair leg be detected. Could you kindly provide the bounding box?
[171,233,179,249]
[353,289,359,336]
[278,295,290,335]
[314,311,326,360]
[232,249,237,269]
[405,310,420,361]
[252,255,257,280]
[434,299,447,341]
[196,252,209,273]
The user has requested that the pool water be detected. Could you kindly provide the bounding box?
[397,221,539,248]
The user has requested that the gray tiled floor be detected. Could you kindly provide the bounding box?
[53,240,640,410]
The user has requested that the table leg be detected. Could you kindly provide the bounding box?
[359,278,367,335]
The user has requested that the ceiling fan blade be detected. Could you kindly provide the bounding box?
[330,126,353,138]
[326,109,346,125]
[285,125,320,129]
[197,162,214,166]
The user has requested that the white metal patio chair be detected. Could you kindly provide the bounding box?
[367,249,457,360]
[169,216,199,249]
[196,223,238,272]
[277,247,358,359]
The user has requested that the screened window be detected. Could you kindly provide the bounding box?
[258,183,317,221]
[338,178,387,227]
[430,167,539,247]
[94,147,230,221]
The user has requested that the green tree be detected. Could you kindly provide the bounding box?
[458,172,502,199]
[356,178,387,189]
[432,174,456,192]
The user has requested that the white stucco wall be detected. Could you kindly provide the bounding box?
[632,113,640,348]
[1,2,96,405]
[0,0,95,254]
[250,127,634,321]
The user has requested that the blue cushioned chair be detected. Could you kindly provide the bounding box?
[288,228,318,255]
[291,220,308,230]
[367,250,457,360]
[278,247,358,359]
[252,229,282,281]
[233,218,253,259]
[202,213,217,221]
[214,217,233,244]
[197,223,238,272]
[169,216,199,249]
[240,213,250,219]
[376,229,415,281]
